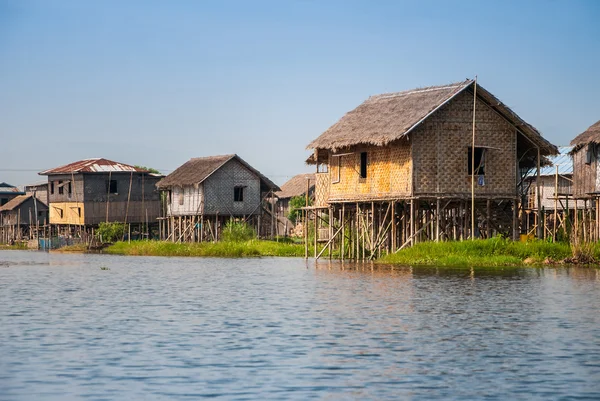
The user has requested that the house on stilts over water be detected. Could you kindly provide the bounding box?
[156,154,280,242]
[39,158,163,241]
[305,79,558,259]
[569,119,600,242]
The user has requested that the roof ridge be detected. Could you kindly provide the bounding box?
[368,80,472,102]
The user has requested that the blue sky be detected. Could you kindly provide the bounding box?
[1,0,599,186]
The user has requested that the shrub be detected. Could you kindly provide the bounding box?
[288,195,310,225]
[97,222,126,243]
[222,220,256,242]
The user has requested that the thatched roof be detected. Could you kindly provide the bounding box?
[275,173,315,199]
[0,195,47,212]
[157,154,279,191]
[40,158,148,175]
[307,79,557,156]
[570,120,600,150]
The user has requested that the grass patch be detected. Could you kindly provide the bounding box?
[52,243,90,253]
[0,242,29,250]
[380,237,573,267]
[104,239,310,257]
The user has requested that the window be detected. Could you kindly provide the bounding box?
[468,147,486,175]
[234,186,244,202]
[68,181,72,197]
[106,179,118,194]
[179,188,184,205]
[58,180,64,195]
[50,182,55,195]
[77,207,81,217]
[360,152,368,178]
[0,198,7,206]
[331,156,341,184]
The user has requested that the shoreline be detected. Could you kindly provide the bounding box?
[5,238,599,268]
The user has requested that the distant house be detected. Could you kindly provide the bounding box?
[526,146,582,211]
[0,194,48,242]
[24,182,49,205]
[274,173,315,236]
[157,154,279,242]
[39,158,162,233]
[0,182,24,207]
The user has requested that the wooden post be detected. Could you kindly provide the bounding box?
[536,146,542,239]
[410,200,415,246]
[391,201,397,252]
[486,199,491,239]
[471,76,477,240]
[341,204,345,261]
[553,165,558,241]
[314,209,318,258]
[436,198,441,242]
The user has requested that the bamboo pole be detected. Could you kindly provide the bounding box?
[536,146,542,239]
[554,165,558,241]
[471,75,477,240]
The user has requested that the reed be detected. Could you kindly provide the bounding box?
[104,240,310,257]
[380,237,572,267]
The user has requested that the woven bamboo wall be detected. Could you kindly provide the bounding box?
[315,173,329,206]
[324,141,412,202]
[572,147,597,198]
[412,90,516,197]
[203,158,261,216]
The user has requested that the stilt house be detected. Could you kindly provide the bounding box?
[306,79,558,257]
[0,195,48,242]
[156,154,279,242]
[39,158,162,232]
[569,119,600,241]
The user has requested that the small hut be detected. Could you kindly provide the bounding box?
[306,79,558,258]
[156,154,279,242]
[0,194,48,243]
[39,158,163,239]
[570,119,600,241]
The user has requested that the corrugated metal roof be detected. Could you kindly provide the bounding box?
[539,146,573,176]
[0,182,24,195]
[39,158,148,175]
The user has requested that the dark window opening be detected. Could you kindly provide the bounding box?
[50,182,55,195]
[68,181,72,196]
[77,207,81,217]
[106,179,118,194]
[0,198,7,206]
[468,147,486,175]
[360,152,368,178]
[37,211,44,217]
[58,180,64,195]
[234,186,244,202]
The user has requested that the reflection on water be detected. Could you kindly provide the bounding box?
[1,251,599,400]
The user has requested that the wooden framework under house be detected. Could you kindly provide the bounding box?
[156,154,280,242]
[523,146,584,241]
[39,158,163,242]
[569,119,600,242]
[304,79,558,260]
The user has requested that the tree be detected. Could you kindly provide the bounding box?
[288,195,311,225]
[134,165,161,174]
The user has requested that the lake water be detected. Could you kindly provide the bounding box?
[1,251,600,400]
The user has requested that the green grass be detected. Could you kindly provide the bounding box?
[380,237,574,267]
[104,239,311,257]
[0,242,29,250]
